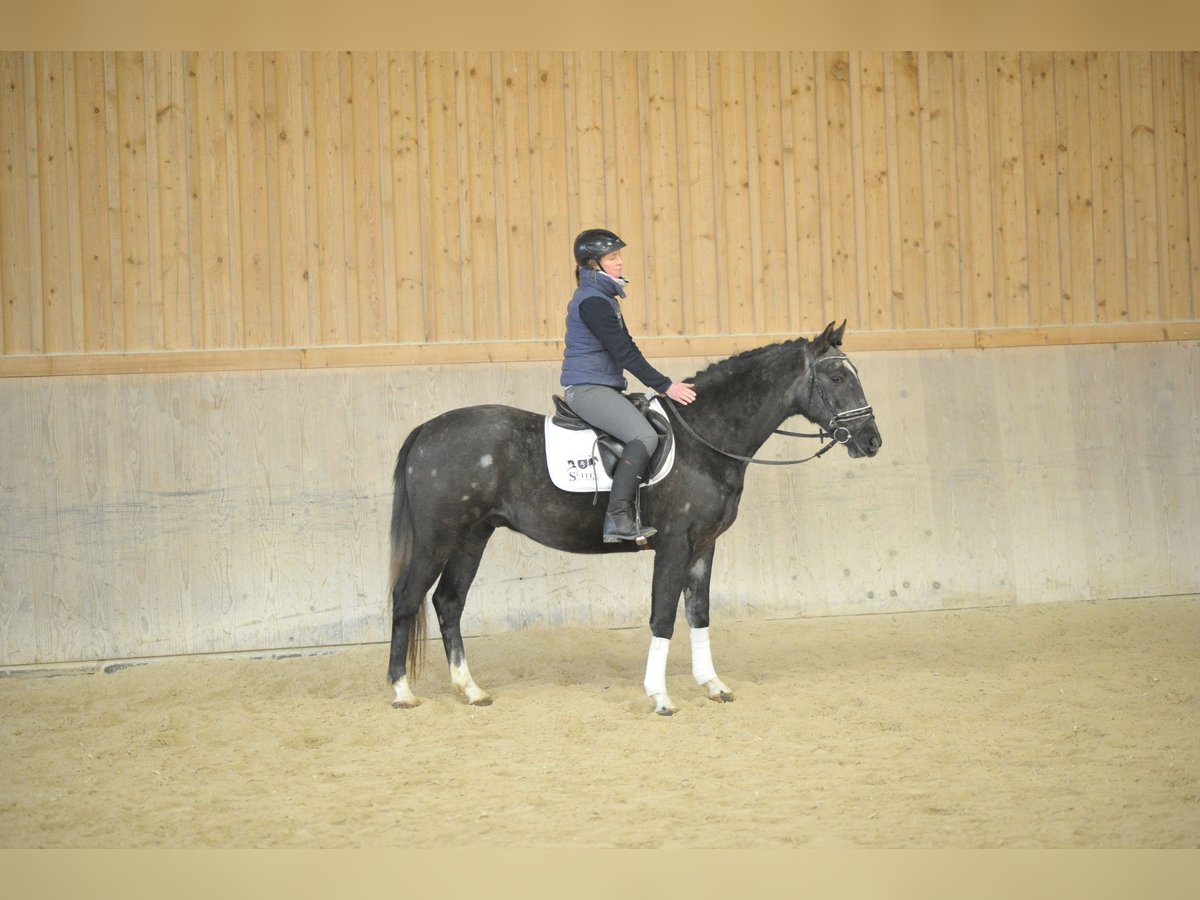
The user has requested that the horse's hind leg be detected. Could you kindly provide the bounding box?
[389,551,450,709]
[432,525,495,706]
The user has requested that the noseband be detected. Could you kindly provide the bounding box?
[662,349,874,466]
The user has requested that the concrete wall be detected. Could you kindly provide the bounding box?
[2,341,1197,666]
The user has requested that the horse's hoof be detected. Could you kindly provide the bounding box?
[468,696,493,707]
[710,691,735,703]
[648,691,677,716]
[391,699,420,710]
[652,699,677,716]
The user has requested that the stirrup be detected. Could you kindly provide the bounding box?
[603,519,657,545]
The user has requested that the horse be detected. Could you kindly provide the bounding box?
[386,321,882,715]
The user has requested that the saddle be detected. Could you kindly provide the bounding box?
[544,392,676,492]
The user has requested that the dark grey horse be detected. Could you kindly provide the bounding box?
[386,321,882,714]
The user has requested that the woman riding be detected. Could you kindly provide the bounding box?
[560,228,698,543]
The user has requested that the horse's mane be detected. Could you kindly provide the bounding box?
[687,337,811,390]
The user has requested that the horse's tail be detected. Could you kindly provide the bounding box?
[388,425,427,681]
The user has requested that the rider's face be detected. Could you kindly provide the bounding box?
[599,250,623,279]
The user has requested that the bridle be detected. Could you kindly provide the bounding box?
[661,348,874,466]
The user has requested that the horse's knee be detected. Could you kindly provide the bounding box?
[648,615,676,640]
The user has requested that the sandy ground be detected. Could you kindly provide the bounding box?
[1,597,1197,849]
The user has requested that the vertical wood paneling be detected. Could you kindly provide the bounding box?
[741,53,766,332]
[924,51,962,330]
[676,52,720,335]
[784,52,825,331]
[859,52,893,331]
[1022,52,1063,326]
[710,53,749,333]
[1185,53,1200,319]
[20,52,46,354]
[423,53,463,342]
[60,55,85,358]
[181,53,205,352]
[2,50,1199,374]
[1122,51,1161,322]
[349,51,385,345]
[114,52,155,350]
[644,51,683,337]
[890,51,928,331]
[463,51,500,342]
[234,53,274,347]
[1055,52,1097,326]
[570,51,607,231]
[1089,52,1129,323]
[750,52,789,333]
[532,51,570,338]
[610,52,649,333]
[153,52,193,349]
[192,52,233,348]
[1156,52,1192,323]
[384,52,425,344]
[822,52,860,327]
[266,52,314,348]
[954,52,997,328]
[989,52,1031,327]
[71,52,115,352]
[0,54,25,353]
[335,52,361,344]
[34,54,76,353]
[310,52,347,345]
[495,51,533,339]
[848,53,870,331]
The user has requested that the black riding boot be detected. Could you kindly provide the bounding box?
[602,441,657,543]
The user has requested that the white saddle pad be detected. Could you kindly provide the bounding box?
[543,397,676,493]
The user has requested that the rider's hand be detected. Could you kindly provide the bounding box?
[665,382,697,405]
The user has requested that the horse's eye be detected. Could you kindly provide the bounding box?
[830,373,844,384]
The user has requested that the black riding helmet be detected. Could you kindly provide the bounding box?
[573,228,626,269]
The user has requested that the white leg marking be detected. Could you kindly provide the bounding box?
[450,658,492,706]
[690,626,717,685]
[691,626,734,702]
[391,676,420,709]
[644,636,677,716]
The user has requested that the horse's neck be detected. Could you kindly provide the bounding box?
[690,359,806,457]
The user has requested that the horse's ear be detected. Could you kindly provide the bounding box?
[813,320,846,355]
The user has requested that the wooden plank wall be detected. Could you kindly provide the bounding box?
[2,343,1196,667]
[1,51,1198,377]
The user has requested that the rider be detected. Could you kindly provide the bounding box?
[560,228,698,543]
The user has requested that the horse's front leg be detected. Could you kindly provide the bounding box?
[684,545,734,703]
[644,547,691,716]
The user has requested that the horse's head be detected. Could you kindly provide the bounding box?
[803,321,882,459]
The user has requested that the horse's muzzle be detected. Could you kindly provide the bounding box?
[846,419,882,458]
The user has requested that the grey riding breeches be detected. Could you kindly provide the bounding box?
[562,384,659,457]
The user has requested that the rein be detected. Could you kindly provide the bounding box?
[660,352,874,467]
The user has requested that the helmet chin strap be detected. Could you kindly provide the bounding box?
[584,263,629,287]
